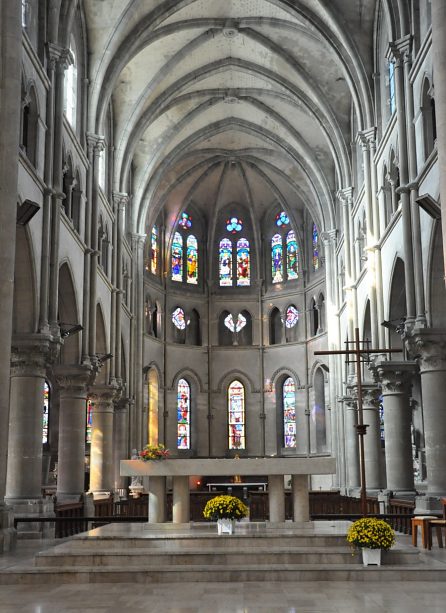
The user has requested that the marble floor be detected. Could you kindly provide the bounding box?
[0,532,445,612]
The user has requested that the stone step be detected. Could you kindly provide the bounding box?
[34,546,420,568]
[1,562,444,585]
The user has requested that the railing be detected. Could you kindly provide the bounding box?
[55,500,84,538]
[386,498,416,535]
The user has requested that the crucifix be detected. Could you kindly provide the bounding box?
[315,327,402,516]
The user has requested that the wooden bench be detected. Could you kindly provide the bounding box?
[427,497,446,550]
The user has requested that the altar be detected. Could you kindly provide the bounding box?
[120,456,336,524]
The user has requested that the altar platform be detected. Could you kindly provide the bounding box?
[121,456,336,523]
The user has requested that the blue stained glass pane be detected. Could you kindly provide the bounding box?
[172,307,186,330]
[276,211,289,227]
[286,230,298,280]
[271,234,283,283]
[237,238,250,286]
[226,217,243,233]
[86,400,93,444]
[283,377,296,448]
[312,223,319,271]
[179,212,192,229]
[151,226,158,275]
[219,238,232,286]
[285,306,299,328]
[42,381,50,444]
[187,235,198,284]
[177,379,190,449]
[172,232,183,281]
[228,380,245,450]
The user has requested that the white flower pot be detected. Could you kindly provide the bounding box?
[217,518,234,535]
[362,548,382,566]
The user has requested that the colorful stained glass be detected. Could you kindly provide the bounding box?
[86,400,93,444]
[172,307,186,330]
[224,313,247,333]
[219,238,232,286]
[312,223,320,271]
[226,217,243,233]
[286,230,298,280]
[283,377,296,448]
[42,381,50,444]
[228,380,245,450]
[151,226,158,275]
[187,235,198,284]
[271,233,283,283]
[285,305,299,328]
[379,395,385,443]
[177,378,190,450]
[172,231,183,281]
[237,238,250,286]
[276,211,289,227]
[178,212,192,229]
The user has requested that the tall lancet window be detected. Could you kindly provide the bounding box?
[286,230,298,279]
[151,226,158,275]
[228,380,245,450]
[177,379,190,450]
[312,223,320,271]
[171,232,183,282]
[236,238,250,286]
[86,400,93,444]
[42,381,50,444]
[219,238,233,286]
[187,235,198,284]
[271,233,283,283]
[283,377,296,448]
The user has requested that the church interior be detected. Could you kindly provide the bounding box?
[2,0,446,607]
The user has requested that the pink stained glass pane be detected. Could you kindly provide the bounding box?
[177,378,190,450]
[228,380,245,450]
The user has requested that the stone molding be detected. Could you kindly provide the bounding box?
[86,133,105,156]
[370,360,416,395]
[361,385,381,410]
[54,364,94,396]
[88,383,122,412]
[10,334,60,378]
[406,329,446,373]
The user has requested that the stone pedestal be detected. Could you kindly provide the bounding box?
[371,361,416,493]
[172,476,190,524]
[268,475,285,523]
[55,365,92,501]
[291,474,309,522]
[362,385,384,490]
[89,385,120,496]
[148,477,166,523]
[408,330,446,495]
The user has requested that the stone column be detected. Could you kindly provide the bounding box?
[0,0,23,550]
[343,396,360,489]
[268,475,285,523]
[54,365,92,501]
[88,385,119,497]
[6,337,57,536]
[372,361,416,493]
[172,476,190,524]
[113,398,130,490]
[362,385,384,490]
[148,477,166,523]
[431,0,446,272]
[408,330,446,495]
[291,475,309,522]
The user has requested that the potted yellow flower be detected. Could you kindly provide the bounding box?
[203,495,249,535]
[346,517,395,566]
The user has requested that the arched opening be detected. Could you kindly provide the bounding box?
[311,298,319,336]
[62,155,74,219]
[388,258,406,353]
[186,309,201,346]
[72,170,82,233]
[284,305,299,343]
[237,310,252,346]
[269,307,282,345]
[177,378,191,450]
[429,222,446,327]
[148,368,159,446]
[21,86,38,166]
[219,310,234,346]
[58,263,80,364]
[228,380,245,450]
[95,304,108,384]
[313,368,327,453]
[282,376,296,449]
[13,225,36,334]
[172,307,186,344]
[421,78,436,160]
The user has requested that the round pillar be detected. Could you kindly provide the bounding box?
[362,386,384,490]
[148,477,166,523]
[374,362,415,493]
[55,365,92,500]
[89,385,119,495]
[268,475,285,523]
[344,397,360,488]
[291,474,309,522]
[113,398,130,490]
[172,476,190,524]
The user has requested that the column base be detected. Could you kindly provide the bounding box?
[89,490,112,500]
[5,498,55,539]
[414,495,445,514]
[0,503,16,552]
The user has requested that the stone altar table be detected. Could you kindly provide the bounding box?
[120,457,336,524]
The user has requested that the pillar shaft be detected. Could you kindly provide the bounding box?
[113,399,130,490]
[344,399,360,488]
[89,385,118,495]
[268,475,285,523]
[362,386,383,489]
[148,477,166,523]
[172,476,190,523]
[291,475,309,522]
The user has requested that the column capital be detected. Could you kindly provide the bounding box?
[337,187,353,206]
[387,35,412,65]
[406,328,446,373]
[10,334,60,377]
[54,364,95,395]
[130,232,146,250]
[89,383,122,410]
[86,133,105,156]
[320,229,337,246]
[362,385,381,409]
[112,192,129,210]
[369,360,416,394]
[357,127,377,150]
[47,43,72,71]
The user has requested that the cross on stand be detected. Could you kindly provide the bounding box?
[315,327,402,517]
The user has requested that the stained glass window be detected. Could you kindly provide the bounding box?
[312,223,320,271]
[276,211,289,227]
[186,235,198,284]
[286,230,298,280]
[172,232,183,281]
[224,313,247,333]
[177,378,190,450]
[226,217,243,233]
[179,212,192,229]
[42,381,50,444]
[172,307,187,330]
[151,226,158,275]
[285,306,299,328]
[271,233,283,283]
[237,238,250,286]
[228,380,245,450]
[283,377,296,448]
[219,238,232,286]
[86,400,93,444]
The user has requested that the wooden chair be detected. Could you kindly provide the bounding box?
[411,516,432,548]
[427,498,446,550]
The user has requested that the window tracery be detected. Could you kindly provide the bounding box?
[228,380,245,450]
[177,379,190,450]
[283,377,296,449]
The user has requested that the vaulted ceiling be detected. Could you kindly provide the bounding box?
[83,0,379,234]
